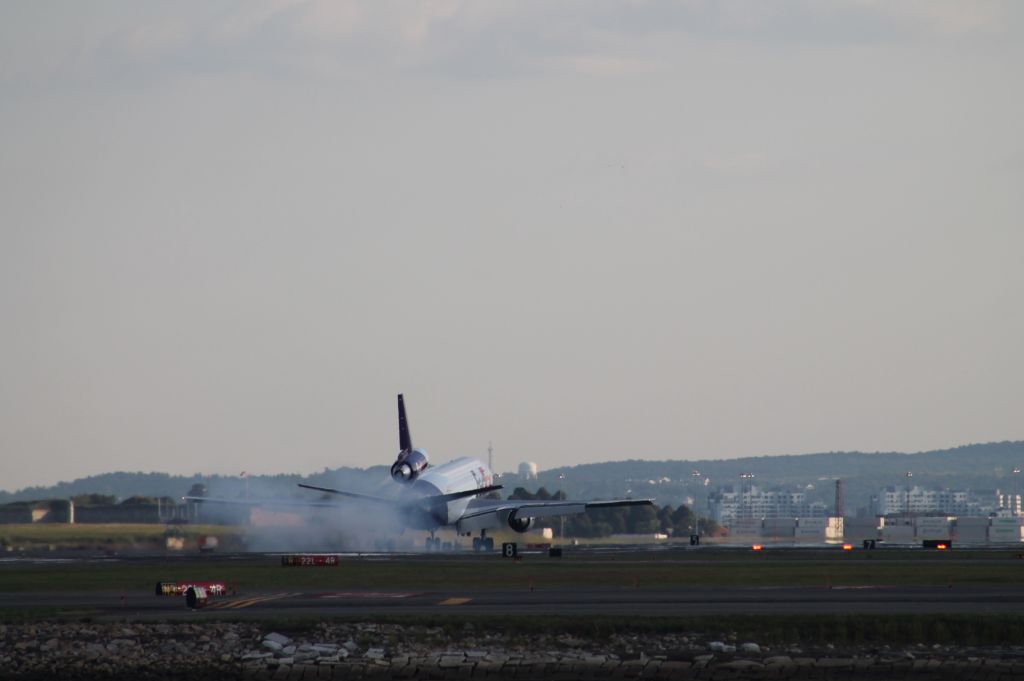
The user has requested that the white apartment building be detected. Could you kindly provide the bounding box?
[872,486,971,516]
[708,485,828,526]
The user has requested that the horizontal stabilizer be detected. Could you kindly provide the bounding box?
[181,495,341,508]
[297,483,503,507]
[296,484,394,504]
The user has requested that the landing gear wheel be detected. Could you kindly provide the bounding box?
[484,537,494,552]
[472,537,482,552]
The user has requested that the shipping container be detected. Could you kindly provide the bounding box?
[882,526,916,542]
[988,528,1023,543]
[729,520,763,536]
[843,523,880,535]
[916,517,954,528]
[956,517,991,527]
[954,528,988,543]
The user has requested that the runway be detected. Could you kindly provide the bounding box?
[6,584,1024,620]
[6,546,1024,620]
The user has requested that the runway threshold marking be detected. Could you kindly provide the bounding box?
[438,597,472,606]
[210,592,300,610]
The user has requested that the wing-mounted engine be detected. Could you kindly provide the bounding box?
[507,510,533,533]
[391,448,429,483]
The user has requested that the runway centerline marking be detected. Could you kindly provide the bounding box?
[210,592,299,610]
[438,597,472,606]
[317,592,421,599]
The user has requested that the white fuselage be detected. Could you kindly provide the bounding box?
[406,456,493,529]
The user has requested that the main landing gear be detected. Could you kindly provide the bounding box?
[426,531,442,552]
[472,530,494,553]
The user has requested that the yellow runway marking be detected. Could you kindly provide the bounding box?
[438,597,472,606]
[209,593,300,610]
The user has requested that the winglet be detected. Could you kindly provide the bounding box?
[398,394,412,453]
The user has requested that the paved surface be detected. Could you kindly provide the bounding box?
[6,584,1024,619]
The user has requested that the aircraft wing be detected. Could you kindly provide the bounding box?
[181,495,342,508]
[455,496,653,531]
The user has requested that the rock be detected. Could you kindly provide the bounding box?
[740,642,761,654]
[365,647,386,660]
[262,640,283,653]
[440,654,466,667]
[708,641,726,652]
[282,645,296,655]
[242,652,273,661]
[264,632,291,646]
[343,639,359,652]
[719,660,764,670]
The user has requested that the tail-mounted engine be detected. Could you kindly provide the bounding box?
[392,395,429,483]
[507,511,533,533]
[391,449,429,483]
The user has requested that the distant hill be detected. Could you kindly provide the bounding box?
[0,467,393,505]
[527,441,1024,513]
[3,441,1022,514]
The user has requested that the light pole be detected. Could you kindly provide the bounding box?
[558,473,566,543]
[740,473,755,519]
[1013,468,1021,516]
[905,471,913,519]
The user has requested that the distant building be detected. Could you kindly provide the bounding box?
[708,485,827,526]
[995,491,1022,516]
[870,485,986,516]
[518,461,538,480]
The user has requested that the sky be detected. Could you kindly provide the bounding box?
[1,1,1022,492]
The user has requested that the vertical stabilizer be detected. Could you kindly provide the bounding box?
[398,394,412,453]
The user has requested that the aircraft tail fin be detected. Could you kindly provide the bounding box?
[398,393,412,452]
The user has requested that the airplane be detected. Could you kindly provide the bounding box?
[189,394,654,551]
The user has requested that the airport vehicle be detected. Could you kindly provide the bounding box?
[188,395,652,551]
